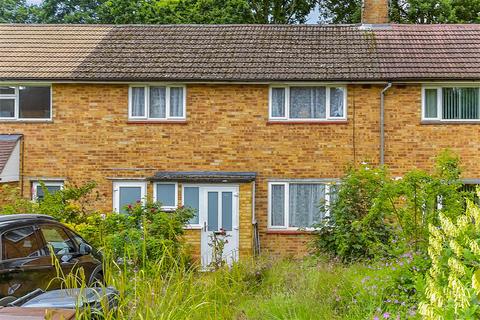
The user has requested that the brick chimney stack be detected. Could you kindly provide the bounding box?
[362,0,389,24]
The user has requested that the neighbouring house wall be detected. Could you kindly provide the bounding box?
[2,83,479,257]
[384,85,480,178]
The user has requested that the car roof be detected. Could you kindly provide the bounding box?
[0,214,56,228]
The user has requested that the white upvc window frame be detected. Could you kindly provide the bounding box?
[31,181,64,201]
[268,84,347,122]
[128,84,187,121]
[153,182,178,211]
[422,84,480,122]
[112,181,147,213]
[0,84,52,122]
[267,180,336,231]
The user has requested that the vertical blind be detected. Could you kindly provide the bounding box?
[442,88,479,120]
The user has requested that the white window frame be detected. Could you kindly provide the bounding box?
[181,184,202,229]
[32,181,64,201]
[0,84,52,122]
[153,182,178,211]
[422,85,480,122]
[128,84,187,121]
[269,85,347,122]
[267,181,335,230]
[112,181,147,213]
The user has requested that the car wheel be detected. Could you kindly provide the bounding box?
[90,272,104,287]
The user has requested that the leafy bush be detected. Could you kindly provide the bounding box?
[313,150,471,262]
[313,164,396,262]
[0,181,100,223]
[0,181,194,268]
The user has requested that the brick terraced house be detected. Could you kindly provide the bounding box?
[1,0,480,266]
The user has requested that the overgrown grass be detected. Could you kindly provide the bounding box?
[68,254,419,320]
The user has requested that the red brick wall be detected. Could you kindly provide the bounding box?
[2,83,478,257]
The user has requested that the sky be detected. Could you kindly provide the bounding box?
[25,0,321,24]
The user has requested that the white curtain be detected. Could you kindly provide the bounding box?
[330,87,344,117]
[271,88,285,117]
[150,87,166,118]
[131,87,145,117]
[290,87,326,119]
[169,87,183,117]
[289,184,325,228]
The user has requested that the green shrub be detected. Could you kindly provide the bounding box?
[313,164,396,262]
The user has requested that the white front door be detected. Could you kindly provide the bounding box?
[199,186,239,268]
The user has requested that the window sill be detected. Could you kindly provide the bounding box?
[0,119,53,123]
[421,120,480,125]
[184,225,202,230]
[266,229,316,235]
[127,120,187,124]
[267,120,348,125]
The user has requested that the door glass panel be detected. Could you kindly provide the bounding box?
[222,192,233,231]
[40,225,76,255]
[119,186,141,214]
[2,227,43,260]
[207,192,218,231]
[184,187,199,224]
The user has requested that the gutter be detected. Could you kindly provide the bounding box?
[380,82,392,165]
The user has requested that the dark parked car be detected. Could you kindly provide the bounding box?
[0,214,102,306]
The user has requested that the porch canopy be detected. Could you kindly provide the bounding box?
[0,134,22,183]
[149,171,256,183]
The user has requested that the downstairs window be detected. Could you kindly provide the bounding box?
[268,181,337,229]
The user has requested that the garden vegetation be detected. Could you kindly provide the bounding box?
[0,149,479,319]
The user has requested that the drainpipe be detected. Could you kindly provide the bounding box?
[380,82,392,166]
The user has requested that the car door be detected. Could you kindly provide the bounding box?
[0,225,54,301]
[36,224,80,287]
[37,224,100,286]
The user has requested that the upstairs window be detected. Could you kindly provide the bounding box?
[423,86,480,121]
[129,85,186,121]
[269,86,346,121]
[0,85,51,121]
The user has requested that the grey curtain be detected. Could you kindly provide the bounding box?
[271,184,285,226]
[131,87,145,117]
[271,88,285,117]
[289,184,325,228]
[170,87,184,117]
[290,87,326,119]
[330,87,344,117]
[424,89,438,118]
[149,87,166,118]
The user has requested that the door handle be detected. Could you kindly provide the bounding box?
[203,221,207,232]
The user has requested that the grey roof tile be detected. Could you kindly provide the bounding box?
[0,24,479,81]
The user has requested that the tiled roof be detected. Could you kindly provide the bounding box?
[0,135,21,176]
[0,24,480,81]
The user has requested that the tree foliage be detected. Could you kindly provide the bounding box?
[2,0,315,24]
[319,0,480,23]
